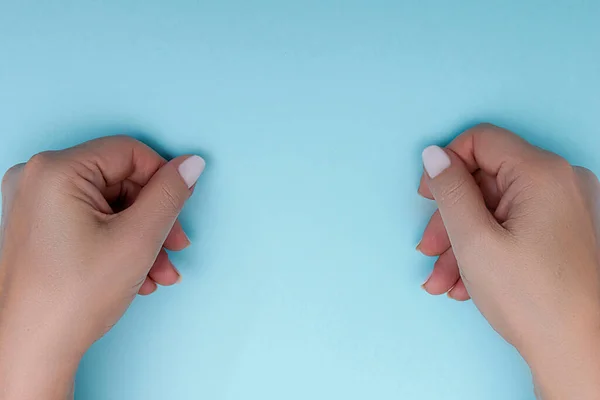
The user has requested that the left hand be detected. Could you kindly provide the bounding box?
[0,136,205,400]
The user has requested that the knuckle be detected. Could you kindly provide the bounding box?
[577,166,600,187]
[470,123,525,151]
[472,122,509,138]
[111,134,137,145]
[575,165,595,178]
[0,174,8,193]
[19,151,66,191]
[474,122,501,133]
[24,151,54,175]
[438,176,469,205]
[541,156,574,183]
[550,155,572,172]
[159,182,184,212]
[1,163,23,192]
[514,154,571,186]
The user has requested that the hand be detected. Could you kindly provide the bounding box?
[417,124,600,399]
[0,136,205,400]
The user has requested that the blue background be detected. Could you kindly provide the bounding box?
[1,1,599,399]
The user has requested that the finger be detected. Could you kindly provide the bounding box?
[418,123,545,198]
[115,155,205,267]
[418,172,432,199]
[422,146,502,254]
[1,163,24,188]
[1,164,25,238]
[446,123,546,176]
[473,170,502,211]
[63,135,167,188]
[418,170,503,257]
[103,179,143,212]
[1,163,24,207]
[148,249,181,286]
[417,210,451,256]
[420,169,502,206]
[138,277,158,296]
[104,180,190,251]
[36,136,168,215]
[163,219,191,251]
[574,166,600,197]
[422,247,460,295]
[574,166,600,242]
[447,279,471,301]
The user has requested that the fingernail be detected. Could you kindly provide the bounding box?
[421,274,431,290]
[182,231,192,248]
[416,240,423,253]
[173,265,183,284]
[178,155,206,188]
[422,146,451,178]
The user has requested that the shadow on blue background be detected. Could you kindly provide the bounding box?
[1,0,598,399]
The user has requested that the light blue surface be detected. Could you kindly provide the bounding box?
[1,1,599,398]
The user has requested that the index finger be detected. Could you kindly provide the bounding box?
[58,135,167,189]
[418,123,544,199]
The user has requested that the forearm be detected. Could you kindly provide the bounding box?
[533,364,600,400]
[0,345,77,400]
[527,329,600,400]
[0,292,80,400]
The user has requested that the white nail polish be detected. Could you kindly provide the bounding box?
[178,155,206,188]
[422,146,451,178]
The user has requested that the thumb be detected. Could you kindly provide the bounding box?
[121,154,205,249]
[422,146,500,249]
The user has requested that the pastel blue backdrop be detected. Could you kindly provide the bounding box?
[1,1,598,399]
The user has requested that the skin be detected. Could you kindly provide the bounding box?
[418,124,600,398]
[0,125,599,399]
[0,136,200,399]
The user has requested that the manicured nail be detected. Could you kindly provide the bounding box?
[178,155,206,188]
[422,146,451,179]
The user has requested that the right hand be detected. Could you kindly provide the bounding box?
[417,124,600,399]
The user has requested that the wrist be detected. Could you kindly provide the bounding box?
[0,283,82,400]
[525,325,600,399]
[0,339,79,400]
